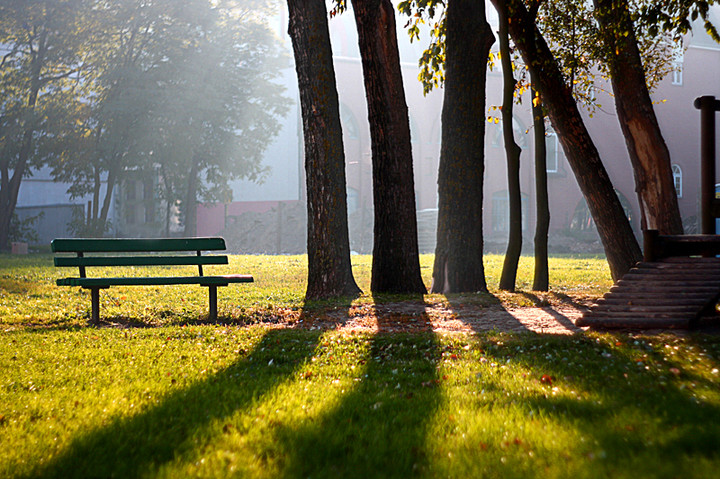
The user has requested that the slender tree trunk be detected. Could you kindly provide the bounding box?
[531,75,550,292]
[0,140,28,250]
[98,168,116,236]
[287,0,361,299]
[183,158,199,237]
[431,0,495,294]
[593,0,683,235]
[498,4,523,292]
[352,0,426,295]
[491,0,641,281]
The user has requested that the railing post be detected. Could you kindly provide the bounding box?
[694,96,720,234]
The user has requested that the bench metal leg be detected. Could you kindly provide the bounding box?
[90,287,101,324]
[208,286,218,321]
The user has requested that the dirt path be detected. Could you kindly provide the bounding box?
[280,301,589,335]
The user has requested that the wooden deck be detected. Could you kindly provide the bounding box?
[577,257,720,329]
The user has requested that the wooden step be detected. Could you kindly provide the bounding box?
[580,257,720,329]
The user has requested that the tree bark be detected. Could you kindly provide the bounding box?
[497,4,523,292]
[593,0,683,235]
[531,74,550,292]
[431,0,495,294]
[352,0,426,295]
[287,0,361,299]
[491,0,641,281]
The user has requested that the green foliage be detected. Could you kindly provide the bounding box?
[396,0,699,105]
[1,0,291,237]
[637,0,720,41]
[8,212,42,244]
[537,0,683,112]
[398,0,447,95]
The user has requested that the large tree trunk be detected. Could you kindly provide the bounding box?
[531,73,550,292]
[431,0,494,294]
[491,0,641,281]
[352,0,426,295]
[593,0,683,235]
[287,0,361,299]
[497,4,523,292]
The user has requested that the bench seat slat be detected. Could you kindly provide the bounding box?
[56,274,254,288]
[51,237,226,253]
[54,255,229,268]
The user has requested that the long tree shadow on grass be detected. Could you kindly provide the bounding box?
[479,334,720,473]
[27,325,329,478]
[442,292,532,334]
[270,308,444,478]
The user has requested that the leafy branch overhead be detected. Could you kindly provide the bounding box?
[398,0,715,105]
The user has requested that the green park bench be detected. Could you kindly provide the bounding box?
[52,237,253,323]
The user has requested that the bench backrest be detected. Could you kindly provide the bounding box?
[52,237,229,277]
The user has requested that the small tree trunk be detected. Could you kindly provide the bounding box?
[431,0,495,294]
[491,0,641,281]
[287,0,361,299]
[183,158,199,237]
[352,0,426,295]
[497,4,523,292]
[594,0,683,235]
[531,75,550,292]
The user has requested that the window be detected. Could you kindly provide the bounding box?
[570,190,634,232]
[672,164,683,198]
[340,104,359,140]
[546,130,561,173]
[671,43,684,86]
[492,190,528,233]
[347,187,359,214]
[491,117,528,148]
[124,180,136,201]
[672,63,683,86]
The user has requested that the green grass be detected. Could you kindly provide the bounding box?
[0,253,612,327]
[2,254,719,478]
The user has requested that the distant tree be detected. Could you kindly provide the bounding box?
[418,0,495,294]
[0,0,91,250]
[496,2,523,293]
[47,0,288,237]
[287,0,361,299]
[350,0,426,295]
[145,0,290,236]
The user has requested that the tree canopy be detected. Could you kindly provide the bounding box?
[0,0,289,242]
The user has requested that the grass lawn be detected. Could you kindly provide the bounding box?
[1,254,719,478]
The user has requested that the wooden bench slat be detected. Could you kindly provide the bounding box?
[54,255,229,268]
[51,237,226,253]
[56,275,254,288]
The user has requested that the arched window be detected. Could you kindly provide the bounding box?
[347,187,359,214]
[492,190,529,232]
[340,104,359,140]
[570,190,634,233]
[546,128,562,173]
[672,164,683,198]
[491,116,528,148]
